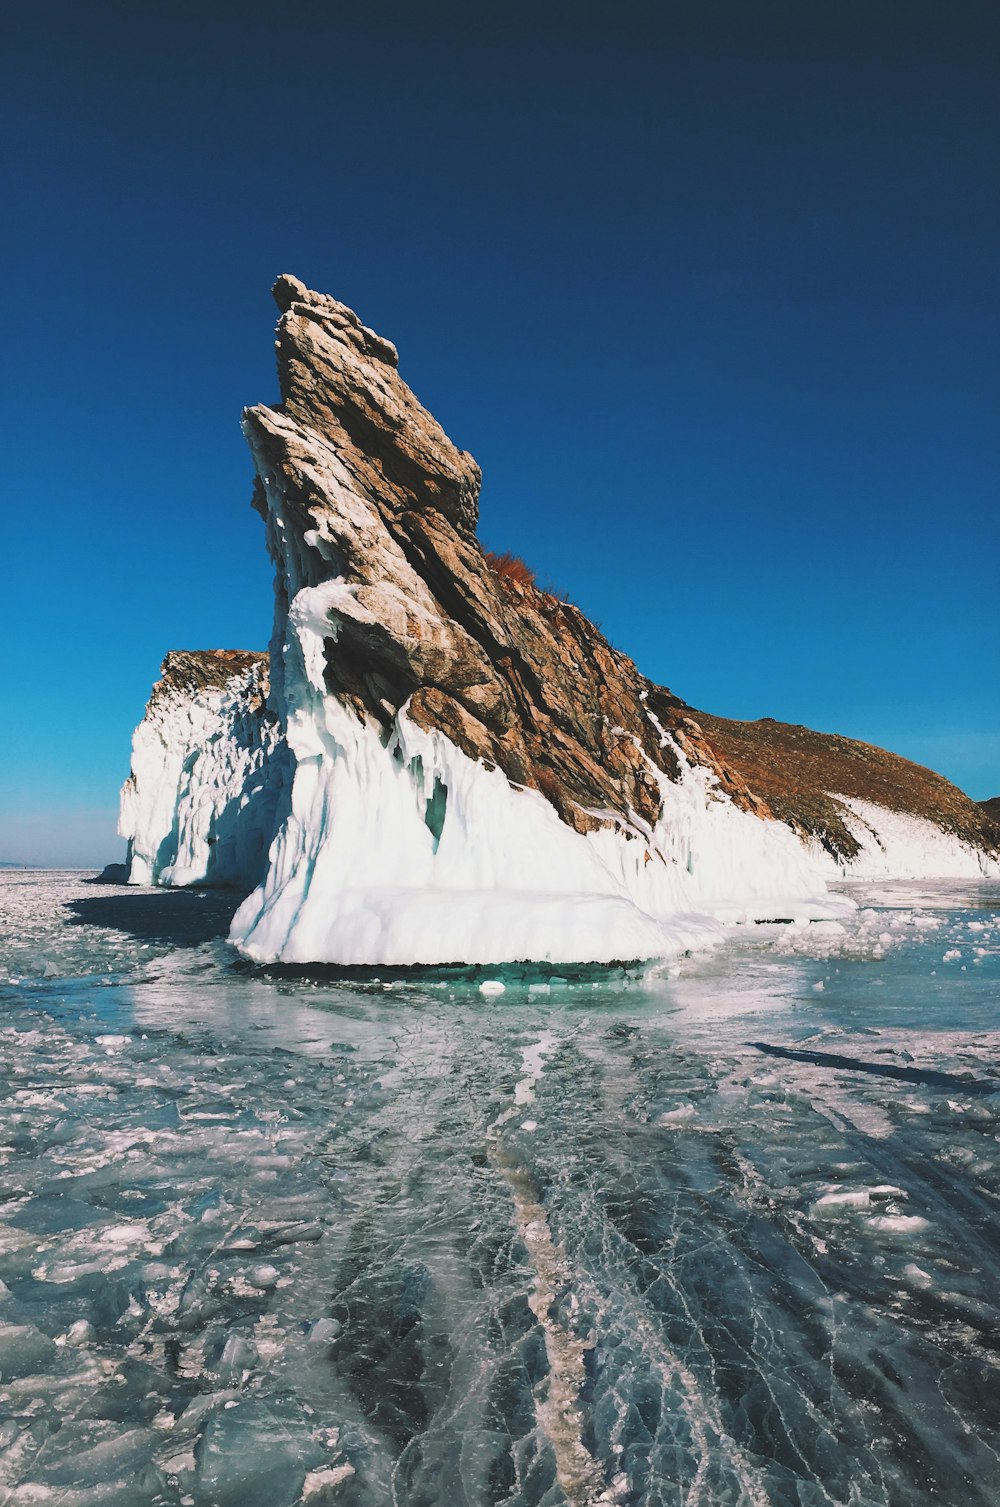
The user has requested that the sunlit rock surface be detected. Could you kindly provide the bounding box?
[231,276,847,965]
[698,710,1000,872]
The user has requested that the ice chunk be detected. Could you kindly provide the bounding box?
[0,1321,57,1379]
[195,1399,326,1507]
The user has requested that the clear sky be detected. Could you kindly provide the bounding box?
[2,0,998,866]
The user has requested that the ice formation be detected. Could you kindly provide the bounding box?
[229,633,839,966]
[5,868,1000,1504]
[118,277,999,963]
[119,651,287,889]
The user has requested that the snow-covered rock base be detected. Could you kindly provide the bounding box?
[120,652,289,890]
[120,650,997,963]
[815,796,1000,882]
[229,584,846,966]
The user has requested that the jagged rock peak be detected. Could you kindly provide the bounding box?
[243,278,765,839]
[272,274,400,368]
[262,273,481,538]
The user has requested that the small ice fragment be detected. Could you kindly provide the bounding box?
[480,980,505,996]
[96,1034,129,1048]
[307,1317,342,1344]
[813,1190,871,1210]
[867,1214,930,1234]
[219,1333,257,1376]
[812,1185,904,1215]
[943,949,961,962]
[65,1318,95,1345]
[303,1465,356,1499]
[658,1104,697,1125]
[102,1222,148,1244]
[268,1221,323,1245]
[247,1264,280,1289]
[0,1322,57,1377]
[521,1120,538,1132]
[812,981,824,992]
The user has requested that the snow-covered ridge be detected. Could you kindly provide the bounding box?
[815,795,1000,881]
[119,651,288,889]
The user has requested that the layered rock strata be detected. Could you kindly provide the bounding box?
[228,277,847,963]
[119,279,999,960]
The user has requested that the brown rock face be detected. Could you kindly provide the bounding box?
[152,650,269,706]
[243,276,766,838]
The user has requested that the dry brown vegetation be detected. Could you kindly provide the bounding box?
[483,551,594,620]
[484,550,536,587]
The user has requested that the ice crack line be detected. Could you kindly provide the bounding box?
[487,1034,613,1506]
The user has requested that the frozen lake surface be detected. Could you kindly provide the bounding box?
[1,870,999,1506]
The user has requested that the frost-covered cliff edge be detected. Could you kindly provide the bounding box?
[119,277,999,962]
[119,651,287,890]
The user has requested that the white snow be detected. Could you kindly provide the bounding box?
[224,658,998,962]
[813,795,1000,882]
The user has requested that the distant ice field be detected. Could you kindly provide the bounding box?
[1,869,999,1506]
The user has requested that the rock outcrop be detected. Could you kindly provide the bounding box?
[229,277,856,963]
[245,275,764,840]
[120,277,999,960]
[120,651,286,889]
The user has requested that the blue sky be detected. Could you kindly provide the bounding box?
[2,0,998,865]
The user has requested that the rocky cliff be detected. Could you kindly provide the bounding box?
[244,276,770,841]
[120,278,999,961]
